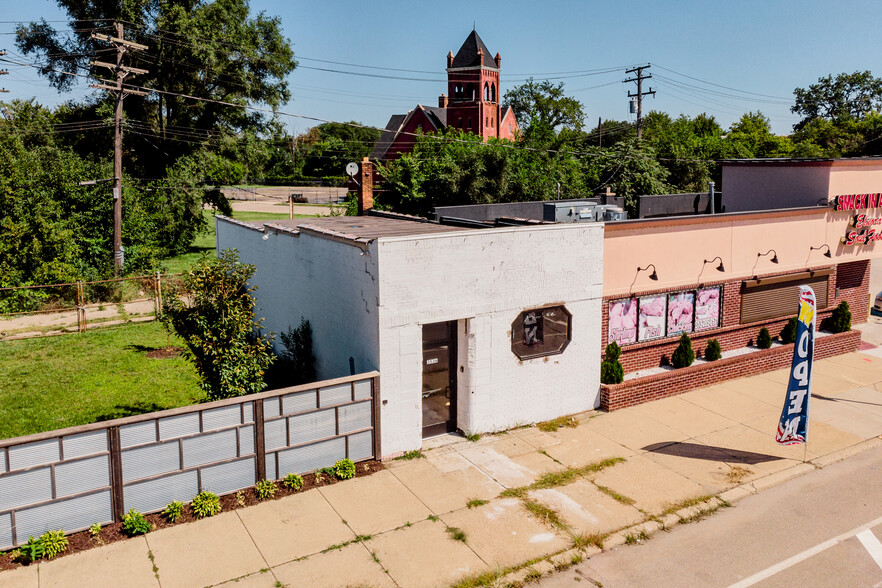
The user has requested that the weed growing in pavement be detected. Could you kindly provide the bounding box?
[661,495,714,516]
[321,534,373,554]
[427,514,439,522]
[466,433,482,442]
[524,567,543,581]
[334,458,356,480]
[466,499,489,509]
[191,491,222,518]
[255,479,277,501]
[371,551,381,563]
[538,449,563,465]
[450,569,505,588]
[122,509,153,536]
[163,500,185,523]
[282,473,304,490]
[40,530,68,559]
[595,485,635,505]
[501,458,626,498]
[571,532,606,550]
[537,416,579,432]
[395,450,425,460]
[447,527,468,542]
[727,465,752,483]
[523,500,566,530]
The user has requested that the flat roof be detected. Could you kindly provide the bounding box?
[719,156,882,166]
[238,215,473,243]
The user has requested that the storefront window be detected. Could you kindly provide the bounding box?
[608,298,638,345]
[512,305,571,360]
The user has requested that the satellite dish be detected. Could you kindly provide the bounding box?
[345,162,359,177]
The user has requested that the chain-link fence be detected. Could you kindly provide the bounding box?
[0,273,183,341]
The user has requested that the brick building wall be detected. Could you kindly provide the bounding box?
[601,260,869,373]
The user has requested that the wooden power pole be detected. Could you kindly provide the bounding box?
[0,50,9,94]
[624,65,655,140]
[89,23,149,275]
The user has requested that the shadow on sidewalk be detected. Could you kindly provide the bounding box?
[642,442,782,465]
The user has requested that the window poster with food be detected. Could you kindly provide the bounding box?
[667,291,695,336]
[638,294,666,341]
[608,298,637,346]
[694,286,722,331]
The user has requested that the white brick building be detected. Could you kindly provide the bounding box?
[216,214,604,458]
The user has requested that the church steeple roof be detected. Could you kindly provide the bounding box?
[450,30,496,69]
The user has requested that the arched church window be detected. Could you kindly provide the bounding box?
[484,83,489,101]
[491,84,496,103]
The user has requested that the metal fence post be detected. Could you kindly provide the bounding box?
[107,426,125,521]
[371,375,382,460]
[76,281,86,333]
[253,400,266,481]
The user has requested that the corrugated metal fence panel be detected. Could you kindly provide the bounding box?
[266,453,277,480]
[277,438,346,475]
[0,468,53,512]
[348,431,374,462]
[16,490,113,541]
[288,409,336,446]
[202,405,241,432]
[239,426,254,456]
[159,413,200,441]
[182,429,238,469]
[121,443,180,483]
[338,402,372,435]
[54,455,110,498]
[264,398,281,419]
[120,421,157,448]
[0,513,12,551]
[319,384,352,407]
[62,430,108,459]
[199,457,255,496]
[8,439,59,471]
[353,379,371,401]
[282,390,317,415]
[264,419,287,452]
[243,402,254,423]
[124,471,198,514]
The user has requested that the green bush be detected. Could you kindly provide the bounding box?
[88,523,102,538]
[600,342,625,384]
[191,491,222,519]
[780,317,798,344]
[757,327,773,349]
[670,333,695,368]
[335,458,356,480]
[704,339,722,361]
[282,473,304,491]
[40,530,68,559]
[255,479,277,501]
[831,301,852,333]
[163,501,185,523]
[122,509,153,536]
[20,536,44,563]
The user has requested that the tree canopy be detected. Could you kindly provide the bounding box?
[792,71,882,130]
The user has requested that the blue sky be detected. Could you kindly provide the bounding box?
[2,0,881,135]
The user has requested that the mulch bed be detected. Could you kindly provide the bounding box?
[145,346,183,359]
[0,459,384,571]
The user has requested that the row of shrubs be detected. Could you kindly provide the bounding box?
[2,458,358,564]
[601,301,852,384]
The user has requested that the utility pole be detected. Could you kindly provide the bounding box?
[623,65,655,140]
[598,116,602,148]
[89,24,148,275]
[0,50,9,94]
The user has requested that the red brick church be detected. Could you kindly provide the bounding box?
[370,30,520,161]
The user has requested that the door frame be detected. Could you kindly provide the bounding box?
[421,321,458,438]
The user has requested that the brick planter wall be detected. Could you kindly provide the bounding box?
[599,329,862,412]
[602,260,869,373]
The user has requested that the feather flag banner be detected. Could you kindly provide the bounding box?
[776,286,816,445]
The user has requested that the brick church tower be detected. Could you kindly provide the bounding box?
[442,30,517,141]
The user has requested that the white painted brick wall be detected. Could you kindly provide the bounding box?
[377,224,604,456]
[215,220,380,380]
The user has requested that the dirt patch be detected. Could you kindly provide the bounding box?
[146,346,183,359]
[0,459,384,571]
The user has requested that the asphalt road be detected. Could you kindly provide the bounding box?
[541,443,882,588]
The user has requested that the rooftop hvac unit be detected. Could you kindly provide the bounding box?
[543,201,597,223]
[603,207,627,221]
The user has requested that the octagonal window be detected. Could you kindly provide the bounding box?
[511,305,572,360]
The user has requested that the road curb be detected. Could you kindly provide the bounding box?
[810,437,882,469]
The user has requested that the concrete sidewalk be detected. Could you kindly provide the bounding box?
[5,349,882,588]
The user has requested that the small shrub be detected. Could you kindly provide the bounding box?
[163,500,185,523]
[320,467,336,479]
[236,491,246,507]
[757,327,773,349]
[780,317,798,344]
[20,536,43,563]
[335,459,356,480]
[255,479,278,500]
[40,530,68,559]
[88,523,102,537]
[122,509,153,536]
[704,339,722,361]
[600,342,625,384]
[670,333,695,368]
[191,491,222,519]
[314,472,326,484]
[282,473,304,491]
[831,300,852,333]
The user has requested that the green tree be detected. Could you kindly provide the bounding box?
[503,78,586,147]
[725,112,793,158]
[792,71,882,131]
[162,250,274,400]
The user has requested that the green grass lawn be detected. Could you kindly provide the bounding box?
[0,322,205,440]
[161,210,311,274]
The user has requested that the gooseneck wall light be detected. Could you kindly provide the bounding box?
[698,256,726,285]
[752,249,779,278]
[629,264,658,294]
